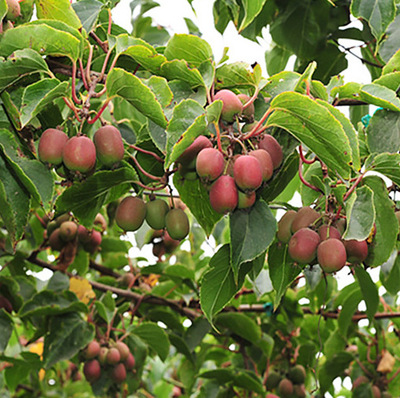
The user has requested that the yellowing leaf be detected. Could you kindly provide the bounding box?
[377,349,395,373]
[29,341,44,357]
[69,277,95,304]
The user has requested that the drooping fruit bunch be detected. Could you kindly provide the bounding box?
[176,130,282,215]
[81,339,136,387]
[277,206,370,272]
[265,365,307,397]
[46,212,105,255]
[115,196,190,241]
[38,125,125,176]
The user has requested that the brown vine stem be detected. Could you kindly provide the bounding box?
[26,253,400,323]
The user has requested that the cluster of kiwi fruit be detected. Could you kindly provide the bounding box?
[266,364,307,397]
[277,206,370,273]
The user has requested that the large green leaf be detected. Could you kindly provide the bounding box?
[0,22,82,61]
[360,83,400,112]
[0,310,13,352]
[268,242,302,309]
[216,62,262,90]
[215,312,261,342]
[238,0,268,32]
[0,49,52,93]
[106,68,168,128]
[20,78,68,127]
[366,109,400,154]
[267,92,353,178]
[35,0,82,29]
[354,266,379,322]
[200,245,238,325]
[43,313,94,368]
[364,176,398,267]
[367,153,400,186]
[160,59,206,89]
[0,153,31,247]
[72,0,103,33]
[133,322,170,362]
[164,34,213,67]
[0,130,54,210]
[55,166,138,227]
[351,0,396,41]
[165,99,207,168]
[173,174,222,237]
[230,200,276,281]
[343,186,375,241]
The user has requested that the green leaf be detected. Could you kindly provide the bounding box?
[72,0,103,33]
[145,76,173,108]
[265,45,291,76]
[364,176,398,267]
[215,312,261,342]
[164,34,213,67]
[360,83,400,112]
[0,310,13,352]
[19,290,87,318]
[55,167,138,227]
[366,109,400,154]
[35,0,82,29]
[43,313,95,368]
[0,49,52,93]
[0,153,31,247]
[318,352,354,394]
[200,245,238,325]
[238,0,268,32]
[133,322,170,362]
[354,266,379,322]
[230,200,276,281]
[160,59,206,89]
[338,286,362,337]
[20,78,68,127]
[0,0,6,21]
[106,68,168,128]
[177,177,222,237]
[185,317,211,351]
[351,0,396,41]
[165,99,207,168]
[343,186,375,241]
[0,130,54,210]
[267,92,353,178]
[216,62,260,89]
[380,249,400,295]
[268,242,302,309]
[0,22,82,61]
[316,99,361,171]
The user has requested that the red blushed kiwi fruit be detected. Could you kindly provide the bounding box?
[258,134,283,169]
[209,175,238,214]
[6,0,21,20]
[124,352,136,370]
[277,210,297,243]
[176,135,212,166]
[165,208,190,241]
[214,89,243,123]
[278,378,294,398]
[237,190,256,209]
[106,347,121,365]
[196,148,225,181]
[115,196,147,232]
[82,230,102,254]
[59,221,78,242]
[83,359,101,382]
[49,229,64,251]
[112,363,127,383]
[84,340,101,359]
[318,224,341,241]
[114,341,130,361]
[344,239,368,263]
[62,136,96,173]
[249,149,274,182]
[233,155,263,191]
[317,238,347,273]
[93,125,125,167]
[38,128,69,166]
[288,228,320,264]
[291,207,320,233]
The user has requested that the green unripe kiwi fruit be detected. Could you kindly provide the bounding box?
[165,208,190,240]
[145,199,169,230]
[115,196,147,232]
